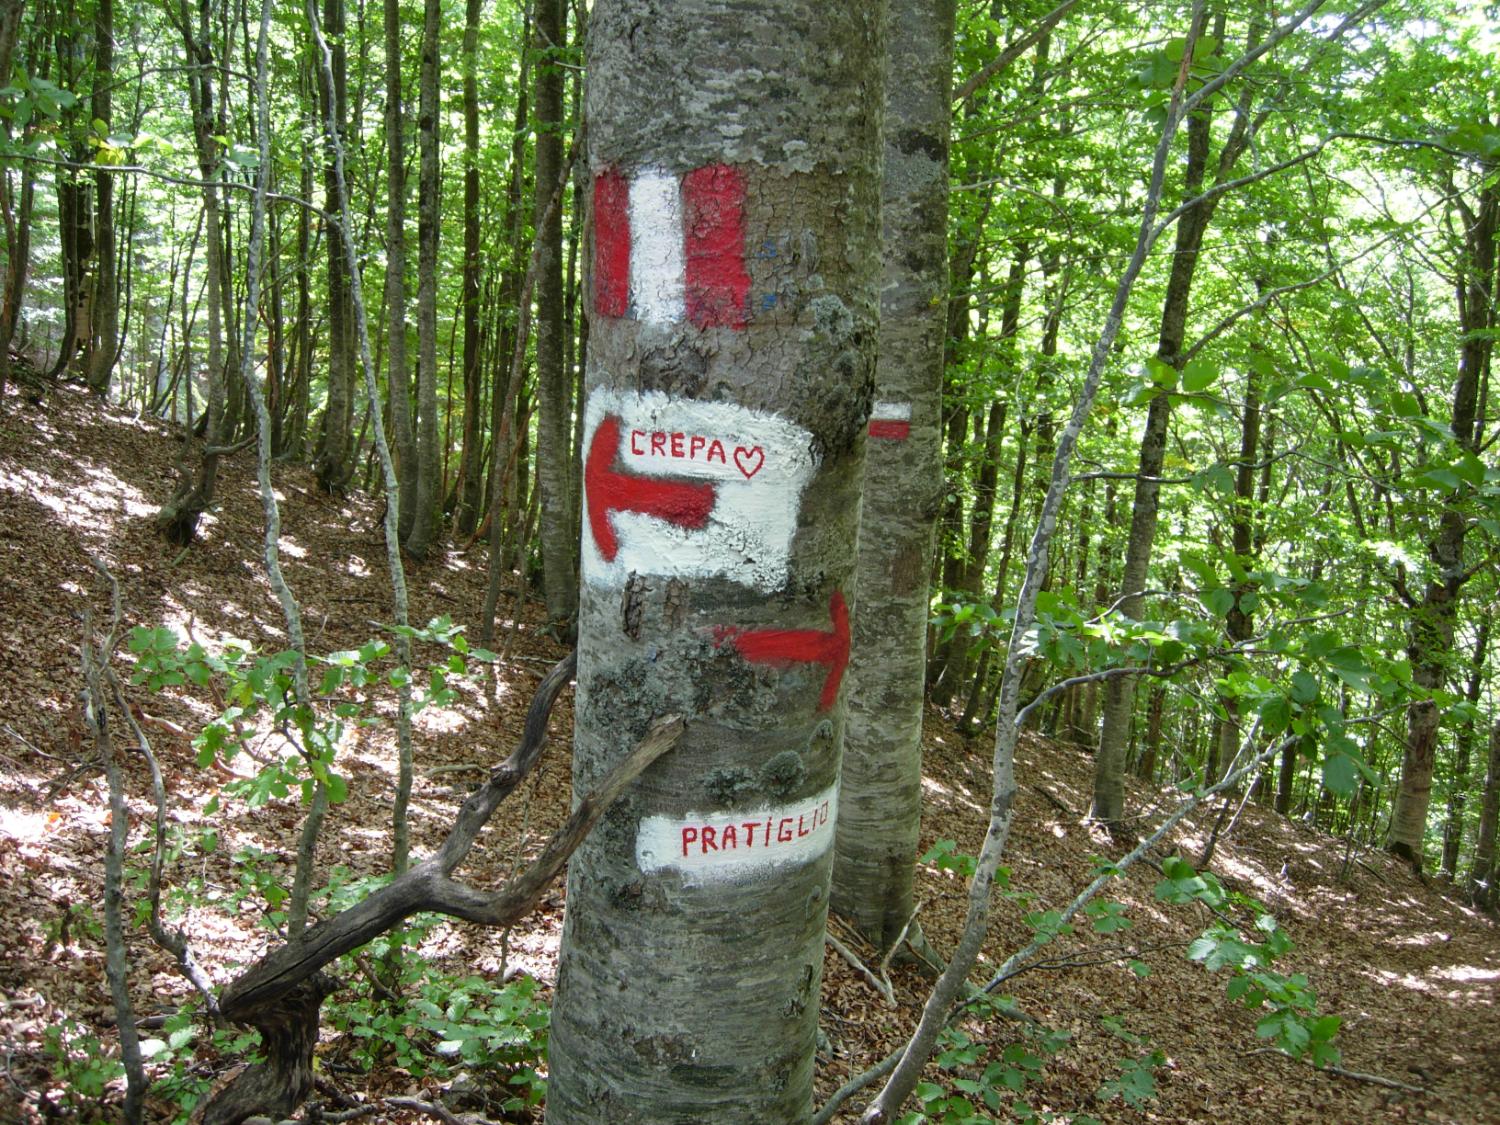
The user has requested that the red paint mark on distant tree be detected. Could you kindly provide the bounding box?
[683,164,750,329]
[586,415,717,561]
[867,419,911,440]
[593,169,631,318]
[868,402,912,441]
[730,591,851,711]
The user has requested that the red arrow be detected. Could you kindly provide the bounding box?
[586,414,718,561]
[730,591,850,711]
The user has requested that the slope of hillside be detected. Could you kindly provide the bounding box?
[1,384,1496,1123]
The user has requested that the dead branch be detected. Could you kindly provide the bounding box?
[1242,1047,1427,1094]
[199,653,682,1123]
[827,930,896,1008]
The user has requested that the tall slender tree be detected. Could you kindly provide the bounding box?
[833,0,953,953]
[548,1,883,1118]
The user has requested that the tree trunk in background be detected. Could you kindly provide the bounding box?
[453,0,484,535]
[384,0,414,537]
[1388,175,1494,867]
[832,0,952,953]
[0,0,32,405]
[85,0,117,396]
[1442,622,1489,878]
[534,0,578,633]
[156,0,227,544]
[404,0,442,561]
[1211,332,1263,783]
[1471,717,1500,909]
[1092,9,1223,829]
[313,0,355,493]
[548,1,882,1118]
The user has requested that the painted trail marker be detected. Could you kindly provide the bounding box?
[635,783,838,884]
[581,389,817,592]
[867,400,912,441]
[592,164,752,329]
[724,590,851,711]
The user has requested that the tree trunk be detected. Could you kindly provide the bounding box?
[1471,716,1500,909]
[155,0,227,544]
[86,0,118,396]
[548,2,882,1119]
[831,0,952,953]
[1091,9,1222,829]
[452,0,485,535]
[404,0,442,560]
[533,0,578,632]
[1388,176,1495,867]
[1441,622,1489,877]
[0,0,33,406]
[313,0,356,493]
[384,0,414,534]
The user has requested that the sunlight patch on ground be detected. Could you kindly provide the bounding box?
[1210,852,1286,901]
[415,707,473,735]
[1428,963,1499,983]
[343,552,368,576]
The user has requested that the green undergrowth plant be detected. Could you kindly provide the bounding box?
[126,613,494,816]
[906,840,1342,1121]
[317,884,548,1112]
[1154,855,1342,1065]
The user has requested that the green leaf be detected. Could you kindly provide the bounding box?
[1260,694,1293,735]
[1289,669,1319,705]
[1180,358,1217,393]
[1204,587,1235,616]
[1322,752,1359,798]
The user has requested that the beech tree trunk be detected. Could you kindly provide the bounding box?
[831,0,952,952]
[547,3,882,1119]
[313,0,356,493]
[1092,9,1240,828]
[404,0,442,560]
[1387,175,1494,866]
[1471,716,1500,909]
[384,0,414,537]
[453,0,484,535]
[533,0,578,631]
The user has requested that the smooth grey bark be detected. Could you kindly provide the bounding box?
[404,0,442,560]
[86,0,117,396]
[312,0,356,493]
[384,0,414,540]
[548,3,883,1121]
[534,0,578,633]
[155,0,227,544]
[453,0,484,535]
[832,0,952,953]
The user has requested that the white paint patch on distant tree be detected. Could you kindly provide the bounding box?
[628,169,686,324]
[635,783,838,884]
[581,388,818,592]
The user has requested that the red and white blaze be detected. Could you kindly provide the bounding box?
[867,401,912,441]
[593,164,752,330]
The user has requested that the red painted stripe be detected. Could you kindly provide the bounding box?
[593,169,630,318]
[868,419,911,440]
[682,164,750,329]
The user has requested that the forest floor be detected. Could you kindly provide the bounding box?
[1,383,1497,1125]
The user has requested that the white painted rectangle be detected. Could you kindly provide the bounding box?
[628,169,686,324]
[635,783,839,884]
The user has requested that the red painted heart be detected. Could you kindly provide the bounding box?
[733,445,765,479]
